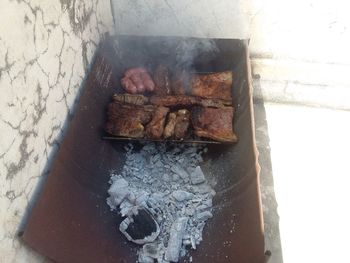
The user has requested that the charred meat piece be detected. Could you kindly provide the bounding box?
[106,102,155,138]
[171,70,189,95]
[145,106,170,139]
[121,67,155,94]
[191,71,233,100]
[150,95,194,107]
[164,112,177,139]
[113,94,149,105]
[153,65,171,95]
[191,106,237,142]
[150,95,232,108]
[163,110,190,139]
[174,109,190,140]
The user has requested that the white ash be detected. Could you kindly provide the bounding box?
[107,143,215,263]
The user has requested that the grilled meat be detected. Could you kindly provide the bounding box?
[191,106,237,142]
[145,106,170,139]
[163,112,177,139]
[106,102,155,138]
[153,65,171,95]
[150,95,232,108]
[191,71,233,100]
[121,67,155,94]
[174,109,190,140]
[113,94,149,105]
[171,70,188,95]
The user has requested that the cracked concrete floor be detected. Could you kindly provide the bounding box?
[254,82,350,263]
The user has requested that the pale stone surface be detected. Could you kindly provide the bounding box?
[249,0,350,65]
[249,0,350,108]
[0,0,113,262]
[264,102,350,263]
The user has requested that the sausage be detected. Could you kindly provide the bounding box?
[121,67,155,94]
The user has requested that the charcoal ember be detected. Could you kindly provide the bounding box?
[192,184,216,196]
[171,165,189,180]
[174,109,190,140]
[196,211,213,221]
[145,106,170,139]
[190,71,233,100]
[195,203,212,213]
[153,64,171,95]
[107,178,135,207]
[165,217,188,262]
[191,106,238,142]
[172,190,193,202]
[135,191,150,206]
[119,200,134,216]
[190,166,206,185]
[119,207,160,245]
[107,144,216,262]
[138,253,155,263]
[142,243,160,259]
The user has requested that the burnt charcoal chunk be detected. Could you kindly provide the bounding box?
[174,109,190,140]
[125,209,158,240]
[119,207,160,245]
[191,106,237,142]
[165,217,188,262]
[145,106,170,139]
[105,102,155,138]
[153,64,171,95]
[191,71,233,100]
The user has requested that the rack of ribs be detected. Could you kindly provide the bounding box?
[190,71,233,100]
[191,106,237,143]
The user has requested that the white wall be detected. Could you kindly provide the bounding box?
[0,1,113,262]
[249,0,350,108]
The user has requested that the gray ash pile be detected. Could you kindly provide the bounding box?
[107,143,215,263]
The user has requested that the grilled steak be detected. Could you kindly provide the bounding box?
[106,102,155,138]
[150,95,232,108]
[163,112,177,139]
[191,71,233,100]
[113,94,149,105]
[153,65,171,95]
[174,109,190,139]
[191,106,237,142]
[145,106,170,139]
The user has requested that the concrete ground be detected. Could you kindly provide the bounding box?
[254,78,350,263]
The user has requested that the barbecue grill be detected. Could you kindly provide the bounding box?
[22,34,268,263]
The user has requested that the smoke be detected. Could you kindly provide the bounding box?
[174,38,219,70]
[113,36,218,72]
